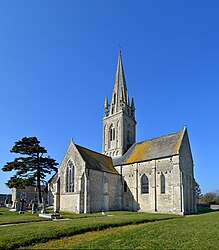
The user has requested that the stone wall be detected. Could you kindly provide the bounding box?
[179,130,196,214]
[12,187,47,205]
[60,193,79,213]
[102,111,136,158]
[89,169,121,212]
[54,141,86,213]
[115,155,183,215]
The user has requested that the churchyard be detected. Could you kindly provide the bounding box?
[0,208,218,249]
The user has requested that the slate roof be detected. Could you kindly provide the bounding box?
[113,130,184,166]
[48,172,59,184]
[76,144,119,175]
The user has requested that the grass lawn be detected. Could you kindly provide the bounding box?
[32,211,219,249]
[0,207,49,225]
[0,211,179,249]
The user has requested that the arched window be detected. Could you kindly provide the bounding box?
[66,161,75,192]
[141,174,149,194]
[161,174,165,194]
[109,124,115,149]
[111,106,114,114]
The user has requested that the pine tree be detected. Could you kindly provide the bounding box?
[2,137,58,204]
[195,181,202,201]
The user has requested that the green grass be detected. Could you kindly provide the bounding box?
[0,211,179,249]
[0,207,49,225]
[32,211,219,249]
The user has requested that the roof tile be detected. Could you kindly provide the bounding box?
[76,145,118,175]
[113,130,184,166]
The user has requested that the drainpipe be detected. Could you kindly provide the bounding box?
[154,160,157,212]
[134,163,138,211]
[180,171,184,214]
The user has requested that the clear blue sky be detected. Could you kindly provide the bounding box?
[0,0,218,195]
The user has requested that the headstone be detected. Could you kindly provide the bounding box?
[4,197,12,208]
[4,198,8,207]
[40,198,47,214]
[15,200,21,211]
[20,198,26,212]
[31,200,37,214]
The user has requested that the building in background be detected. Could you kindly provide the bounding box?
[12,185,47,206]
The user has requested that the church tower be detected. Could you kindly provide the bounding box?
[102,51,136,158]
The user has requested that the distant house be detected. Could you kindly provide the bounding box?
[12,186,47,205]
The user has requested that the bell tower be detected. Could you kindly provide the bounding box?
[102,51,136,158]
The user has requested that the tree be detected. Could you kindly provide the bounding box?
[200,192,219,205]
[2,137,58,204]
[195,181,202,201]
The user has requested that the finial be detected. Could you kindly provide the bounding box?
[104,96,108,107]
[118,43,122,55]
[70,138,74,143]
[131,97,135,109]
[104,96,109,117]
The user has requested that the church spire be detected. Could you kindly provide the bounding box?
[110,51,129,114]
[102,51,136,158]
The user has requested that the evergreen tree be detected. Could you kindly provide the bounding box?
[195,181,202,201]
[2,137,58,204]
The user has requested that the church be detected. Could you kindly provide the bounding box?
[48,52,196,215]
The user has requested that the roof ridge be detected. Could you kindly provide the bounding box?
[136,130,183,144]
[75,144,110,159]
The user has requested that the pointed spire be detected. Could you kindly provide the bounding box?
[104,96,108,108]
[126,91,130,105]
[114,51,127,95]
[104,96,109,117]
[131,97,135,110]
[109,51,129,114]
[131,97,135,118]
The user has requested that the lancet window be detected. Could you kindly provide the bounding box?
[141,174,149,194]
[161,173,165,194]
[109,125,115,141]
[66,160,75,192]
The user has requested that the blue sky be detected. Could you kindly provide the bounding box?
[0,0,218,194]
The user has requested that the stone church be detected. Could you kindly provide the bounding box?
[49,52,196,215]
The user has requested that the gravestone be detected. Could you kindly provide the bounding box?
[15,200,21,211]
[31,200,37,214]
[20,198,26,212]
[40,198,47,214]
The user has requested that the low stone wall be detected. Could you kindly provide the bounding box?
[210,204,219,210]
